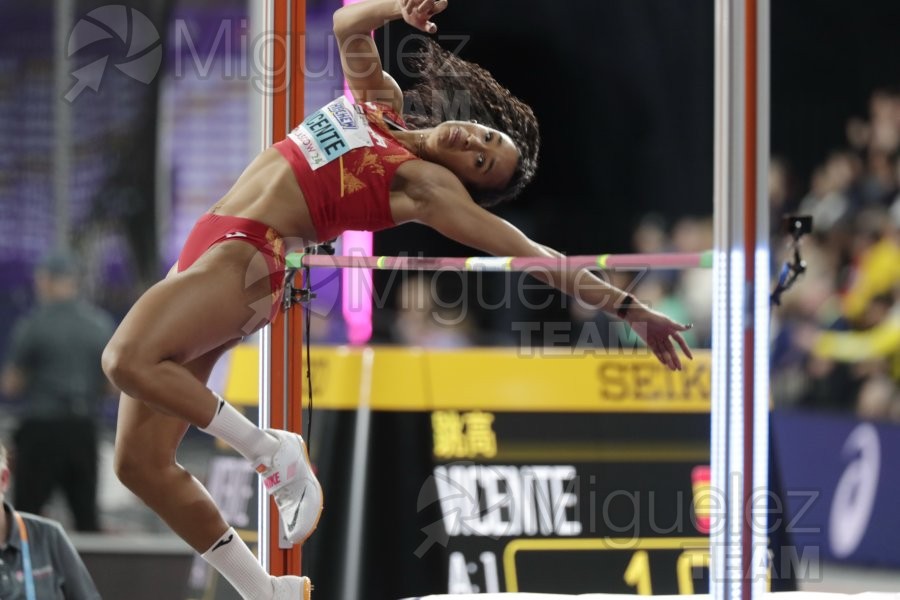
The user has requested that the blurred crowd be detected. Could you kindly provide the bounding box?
[771,87,900,423]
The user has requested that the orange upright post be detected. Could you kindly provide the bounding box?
[264,0,306,579]
[741,2,758,599]
[266,284,306,577]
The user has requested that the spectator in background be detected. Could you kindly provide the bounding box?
[0,441,101,599]
[856,88,900,205]
[392,273,473,348]
[887,153,900,225]
[632,213,670,255]
[796,151,860,234]
[633,276,697,349]
[631,213,679,290]
[0,251,115,532]
[769,157,797,236]
[671,217,714,347]
[622,215,714,350]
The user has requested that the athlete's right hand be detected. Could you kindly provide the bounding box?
[398,0,447,34]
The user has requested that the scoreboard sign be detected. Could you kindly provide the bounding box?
[422,405,712,595]
[211,346,788,599]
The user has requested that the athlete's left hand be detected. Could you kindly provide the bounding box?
[625,305,694,371]
[399,0,448,34]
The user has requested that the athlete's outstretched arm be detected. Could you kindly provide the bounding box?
[333,0,447,109]
[409,165,694,371]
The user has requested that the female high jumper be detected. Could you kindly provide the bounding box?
[101,0,693,598]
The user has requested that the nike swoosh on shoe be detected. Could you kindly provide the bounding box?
[288,488,308,531]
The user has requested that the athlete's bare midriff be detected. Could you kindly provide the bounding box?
[208,143,426,249]
[208,148,319,245]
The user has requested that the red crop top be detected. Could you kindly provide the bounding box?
[273,98,419,241]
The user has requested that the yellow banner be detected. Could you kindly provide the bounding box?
[225,345,710,413]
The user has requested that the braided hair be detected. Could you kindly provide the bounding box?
[402,39,540,207]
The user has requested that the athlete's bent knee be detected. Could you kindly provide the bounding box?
[102,339,148,394]
[113,445,150,492]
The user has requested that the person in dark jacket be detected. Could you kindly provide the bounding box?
[1,251,115,532]
[0,442,101,599]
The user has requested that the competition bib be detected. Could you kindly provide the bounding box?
[287,96,373,170]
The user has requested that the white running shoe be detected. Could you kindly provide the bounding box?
[255,429,324,544]
[271,575,312,600]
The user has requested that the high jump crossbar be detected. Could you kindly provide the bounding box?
[286,251,713,272]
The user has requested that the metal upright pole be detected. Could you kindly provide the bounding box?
[710,1,770,599]
[54,0,74,248]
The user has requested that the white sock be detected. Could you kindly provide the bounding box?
[200,394,280,462]
[202,528,275,600]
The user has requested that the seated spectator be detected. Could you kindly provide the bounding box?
[0,441,101,599]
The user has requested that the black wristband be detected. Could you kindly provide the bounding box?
[616,294,636,319]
